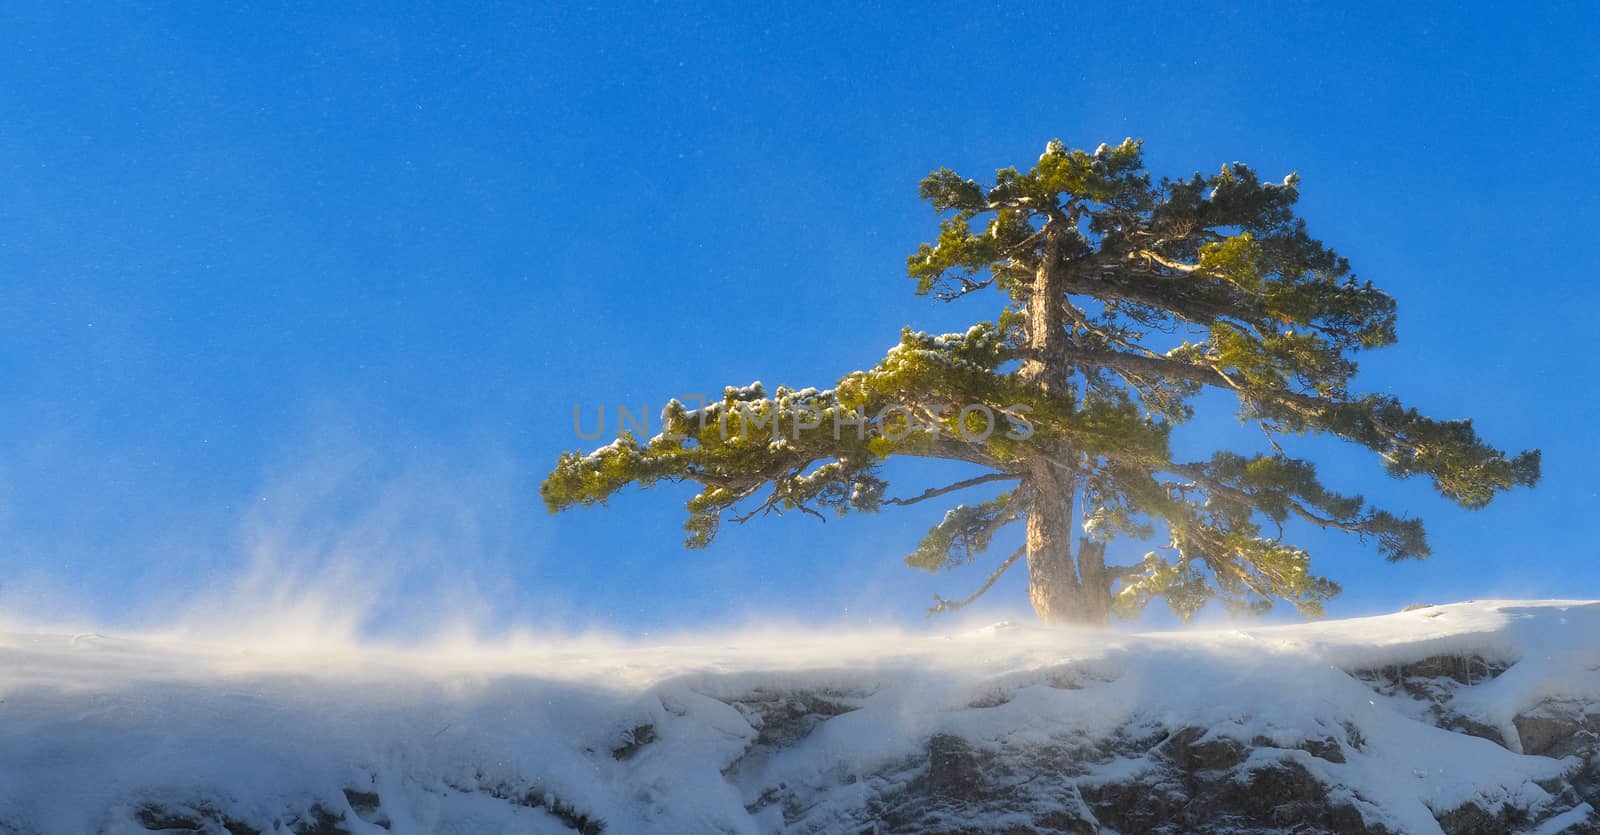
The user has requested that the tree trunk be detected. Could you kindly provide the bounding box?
[1022,472,1115,624]
[1018,221,1110,626]
[1073,537,1114,624]
[1025,462,1084,622]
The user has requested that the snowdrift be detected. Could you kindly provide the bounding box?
[3,600,1599,834]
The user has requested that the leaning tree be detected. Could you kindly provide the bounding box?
[542,139,1539,625]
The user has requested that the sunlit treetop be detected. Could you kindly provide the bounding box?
[544,139,1539,624]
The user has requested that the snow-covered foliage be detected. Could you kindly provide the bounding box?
[3,600,1598,833]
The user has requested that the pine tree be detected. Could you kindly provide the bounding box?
[542,139,1540,625]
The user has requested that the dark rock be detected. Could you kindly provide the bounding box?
[966,688,1011,709]
[1349,655,1523,756]
[1329,802,1380,833]
[1162,726,1250,772]
[1573,757,1600,809]
[471,772,605,834]
[135,803,261,835]
[866,734,1107,833]
[342,788,389,830]
[1439,712,1506,746]
[925,734,986,802]
[1245,732,1350,764]
[1032,802,1099,835]
[1077,726,1402,835]
[1079,777,1190,834]
[291,806,349,835]
[1104,720,1174,759]
[221,819,261,835]
[1296,735,1346,764]
[1072,727,1395,835]
[1434,800,1527,835]
[514,792,605,834]
[610,723,657,760]
[1342,721,1367,752]
[136,805,206,831]
[1515,702,1600,758]
[1227,759,1328,820]
[731,689,860,749]
[1349,654,1509,698]
[1041,661,1118,691]
[722,688,866,811]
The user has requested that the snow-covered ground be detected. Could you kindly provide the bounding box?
[3,600,1599,834]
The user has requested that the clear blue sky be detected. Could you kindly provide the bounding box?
[1,2,1595,635]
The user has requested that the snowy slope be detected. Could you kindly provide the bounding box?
[2,601,1599,834]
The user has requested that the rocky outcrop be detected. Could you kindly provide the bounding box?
[10,602,1600,834]
[100,655,1600,834]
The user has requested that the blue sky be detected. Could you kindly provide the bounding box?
[1,2,1596,635]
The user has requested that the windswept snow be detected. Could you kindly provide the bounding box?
[2,601,1598,834]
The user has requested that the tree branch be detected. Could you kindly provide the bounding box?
[1106,563,1144,583]
[1134,249,1203,274]
[1073,263,1358,345]
[1063,346,1329,417]
[927,545,1026,617]
[884,472,1018,507]
[1166,462,1369,536]
[1257,421,1288,456]
[933,275,995,301]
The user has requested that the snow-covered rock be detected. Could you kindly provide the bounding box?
[2,600,1599,834]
